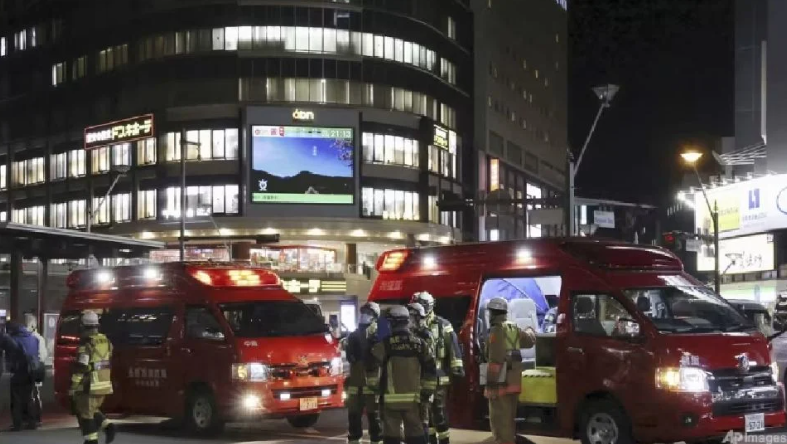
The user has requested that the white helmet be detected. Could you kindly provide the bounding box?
[407,302,426,319]
[81,310,100,327]
[486,297,508,313]
[411,292,435,314]
[387,306,411,323]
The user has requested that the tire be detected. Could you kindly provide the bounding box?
[184,388,225,436]
[287,413,320,428]
[578,399,633,444]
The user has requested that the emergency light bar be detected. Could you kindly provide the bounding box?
[186,266,280,287]
[376,250,410,272]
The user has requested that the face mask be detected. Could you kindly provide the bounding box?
[359,313,374,325]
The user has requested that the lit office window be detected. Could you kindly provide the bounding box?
[52,62,66,86]
[68,200,86,228]
[164,128,238,161]
[51,152,67,180]
[97,44,128,73]
[526,183,542,238]
[138,190,157,220]
[68,149,86,177]
[447,17,456,40]
[361,188,419,221]
[91,147,110,174]
[14,206,45,226]
[92,197,110,225]
[72,56,87,80]
[362,133,419,168]
[163,185,239,219]
[440,59,456,84]
[0,164,6,189]
[15,30,27,51]
[12,158,45,186]
[0,37,6,57]
[112,193,131,223]
[51,202,67,228]
[0,211,7,222]
[112,143,131,167]
[212,184,239,214]
[137,138,157,165]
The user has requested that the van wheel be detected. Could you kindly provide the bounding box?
[579,399,632,444]
[287,413,319,428]
[185,388,225,435]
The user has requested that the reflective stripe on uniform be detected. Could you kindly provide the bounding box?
[346,386,359,395]
[71,374,83,384]
[438,376,450,385]
[421,380,437,390]
[93,360,111,370]
[384,393,419,403]
[367,376,379,386]
[438,430,450,439]
[84,432,99,440]
[451,358,463,369]
[348,440,361,444]
[100,419,111,430]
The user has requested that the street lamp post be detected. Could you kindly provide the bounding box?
[87,165,130,233]
[681,150,721,295]
[568,84,619,236]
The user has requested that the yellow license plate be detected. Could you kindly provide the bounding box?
[299,398,318,411]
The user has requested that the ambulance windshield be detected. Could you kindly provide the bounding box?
[220,301,328,337]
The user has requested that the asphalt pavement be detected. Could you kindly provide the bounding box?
[0,409,575,444]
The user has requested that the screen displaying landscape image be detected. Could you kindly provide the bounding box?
[250,125,354,204]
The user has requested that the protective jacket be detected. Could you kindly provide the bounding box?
[424,313,464,386]
[367,327,437,409]
[484,314,536,398]
[70,331,113,396]
[343,321,378,394]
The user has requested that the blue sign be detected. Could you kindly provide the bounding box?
[749,188,760,209]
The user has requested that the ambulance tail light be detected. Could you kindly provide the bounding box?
[187,267,281,287]
[377,250,410,272]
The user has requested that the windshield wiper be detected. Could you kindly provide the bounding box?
[723,325,755,332]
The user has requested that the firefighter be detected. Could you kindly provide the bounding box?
[407,302,434,440]
[484,298,536,444]
[368,306,437,444]
[411,291,464,444]
[342,302,382,444]
[69,311,116,444]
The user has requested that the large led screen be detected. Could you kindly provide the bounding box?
[250,125,354,204]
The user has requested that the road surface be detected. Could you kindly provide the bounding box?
[0,410,573,444]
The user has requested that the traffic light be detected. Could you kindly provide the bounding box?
[661,231,683,251]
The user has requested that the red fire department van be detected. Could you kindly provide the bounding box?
[368,239,786,444]
[54,262,344,434]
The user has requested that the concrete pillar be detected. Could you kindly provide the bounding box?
[345,243,357,274]
[37,258,48,330]
[9,251,22,321]
[232,242,252,261]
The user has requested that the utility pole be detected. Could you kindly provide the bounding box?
[180,129,187,261]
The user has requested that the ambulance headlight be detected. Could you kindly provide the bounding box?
[771,362,779,384]
[232,363,269,382]
[656,367,709,393]
[241,394,261,410]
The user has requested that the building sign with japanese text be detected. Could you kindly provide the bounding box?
[433,125,448,149]
[84,114,155,150]
[282,278,347,295]
[696,233,775,274]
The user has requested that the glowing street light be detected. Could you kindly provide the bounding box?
[680,148,719,295]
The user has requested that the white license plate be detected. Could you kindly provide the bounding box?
[299,398,318,411]
[745,413,765,433]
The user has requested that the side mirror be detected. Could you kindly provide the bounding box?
[617,318,641,338]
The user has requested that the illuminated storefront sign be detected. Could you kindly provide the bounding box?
[292,109,315,121]
[84,114,155,150]
[693,173,787,238]
[697,233,775,274]
[433,125,448,149]
[490,158,500,191]
[283,278,347,295]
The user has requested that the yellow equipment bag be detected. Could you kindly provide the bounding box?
[519,366,557,405]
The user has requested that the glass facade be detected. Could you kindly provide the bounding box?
[361,188,419,221]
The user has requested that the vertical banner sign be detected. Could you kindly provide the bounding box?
[84,114,155,150]
[490,158,500,191]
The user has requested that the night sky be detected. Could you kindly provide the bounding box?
[569,0,734,206]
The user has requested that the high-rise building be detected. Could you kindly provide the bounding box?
[470,0,568,242]
[0,0,473,320]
